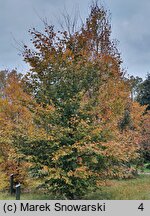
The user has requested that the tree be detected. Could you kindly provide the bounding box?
[134,74,150,163]
[126,74,150,164]
[0,70,7,94]
[128,75,143,101]
[140,111,150,162]
[1,2,141,199]
[136,74,150,110]
[0,70,38,188]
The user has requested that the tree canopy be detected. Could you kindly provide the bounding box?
[136,74,150,110]
[0,2,149,199]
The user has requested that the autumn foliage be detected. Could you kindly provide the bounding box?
[0,3,149,199]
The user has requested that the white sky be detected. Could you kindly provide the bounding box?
[0,0,150,79]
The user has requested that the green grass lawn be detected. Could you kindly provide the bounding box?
[85,174,150,200]
[0,191,53,200]
[0,175,150,200]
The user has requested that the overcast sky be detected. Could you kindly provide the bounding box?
[0,0,150,79]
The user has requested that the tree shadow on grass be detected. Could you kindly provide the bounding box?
[84,189,113,200]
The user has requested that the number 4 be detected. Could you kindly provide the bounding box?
[138,203,144,211]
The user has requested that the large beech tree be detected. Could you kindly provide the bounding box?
[21,3,144,199]
[0,3,145,199]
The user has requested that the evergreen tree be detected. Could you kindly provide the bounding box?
[137,74,150,110]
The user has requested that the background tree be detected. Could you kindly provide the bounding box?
[140,111,150,162]
[136,73,150,110]
[128,75,143,101]
[124,74,150,165]
[134,74,150,163]
[0,70,39,188]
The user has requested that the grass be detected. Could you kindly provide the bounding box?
[85,174,150,200]
[0,175,150,200]
[0,191,53,200]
